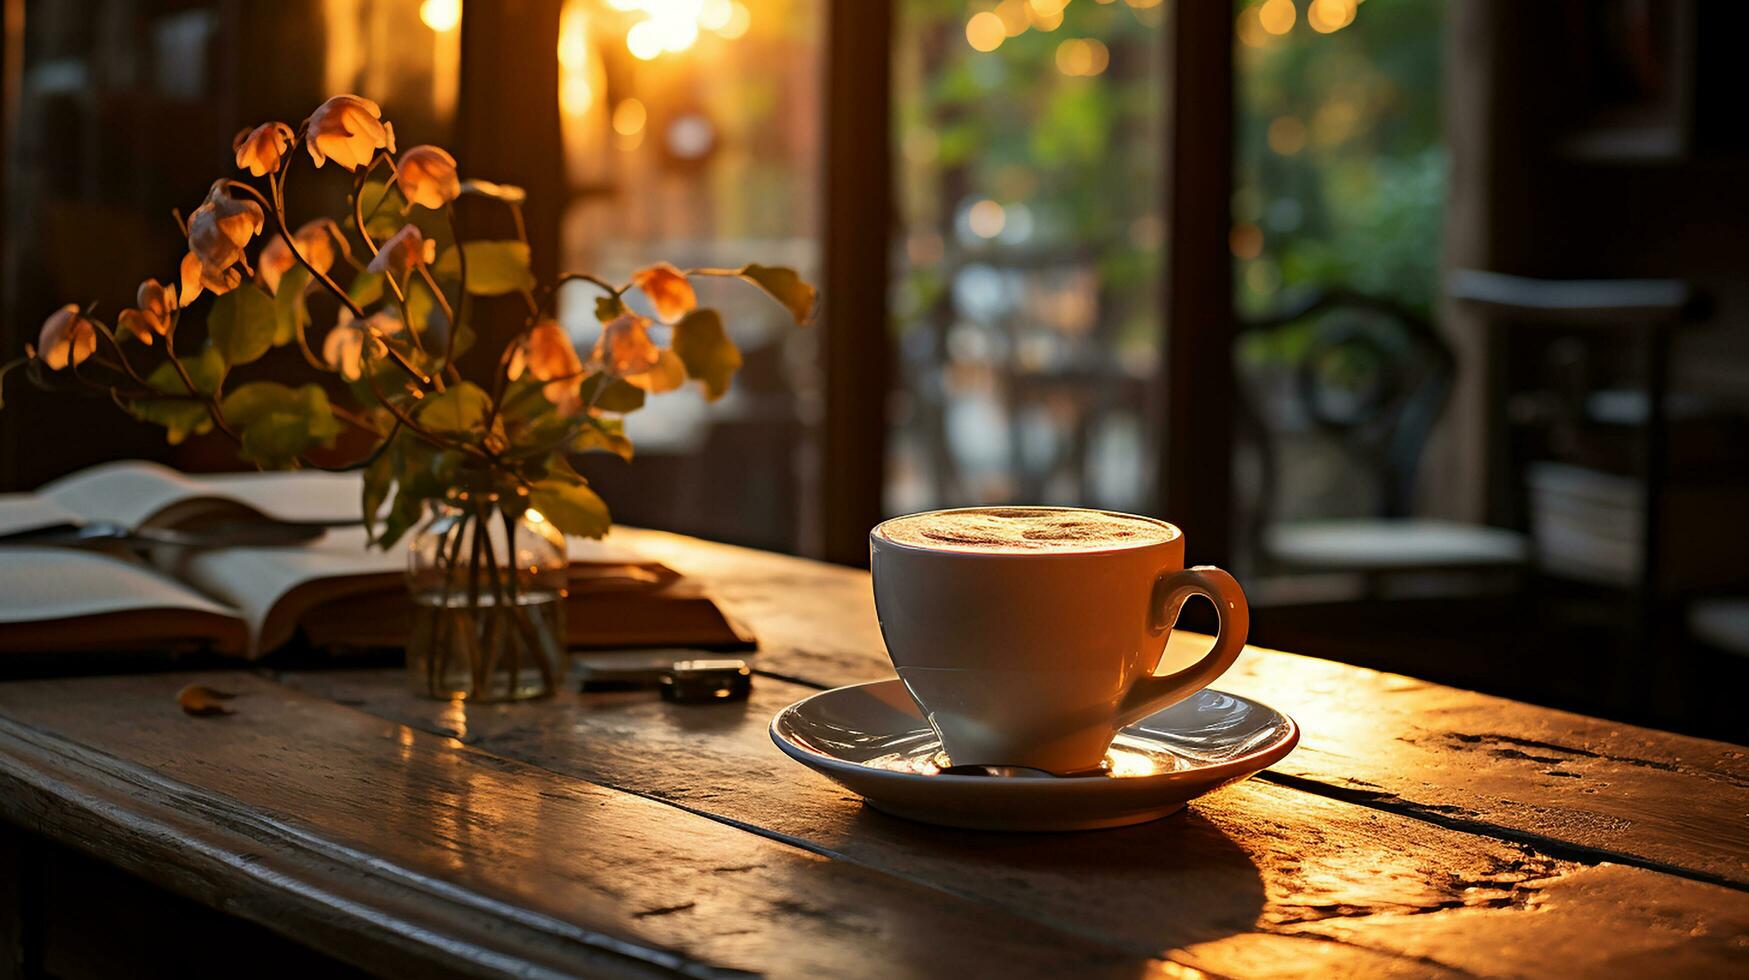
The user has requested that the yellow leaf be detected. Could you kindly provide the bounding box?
[177,683,237,717]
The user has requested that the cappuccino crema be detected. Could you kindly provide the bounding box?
[875,507,1174,554]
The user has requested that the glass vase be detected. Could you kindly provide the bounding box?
[405,485,568,701]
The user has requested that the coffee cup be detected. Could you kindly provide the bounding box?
[870,506,1249,774]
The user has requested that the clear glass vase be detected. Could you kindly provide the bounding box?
[405,485,569,701]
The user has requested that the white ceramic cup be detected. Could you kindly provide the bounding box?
[870,507,1250,774]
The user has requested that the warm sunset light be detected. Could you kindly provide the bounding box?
[1055,38,1110,77]
[1259,0,1296,35]
[612,97,648,136]
[419,0,461,33]
[557,2,598,115]
[3,2,1744,972]
[611,0,751,59]
[1237,5,1270,47]
[966,11,1006,53]
[1308,0,1358,34]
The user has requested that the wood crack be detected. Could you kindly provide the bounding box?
[1257,770,1749,893]
[1436,732,1749,788]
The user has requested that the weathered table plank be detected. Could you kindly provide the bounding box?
[281,666,1749,978]
[618,528,1749,888]
[0,673,1147,979]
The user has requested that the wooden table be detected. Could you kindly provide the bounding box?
[0,530,1745,977]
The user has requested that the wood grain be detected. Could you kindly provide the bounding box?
[617,528,1749,888]
[0,673,1144,979]
[281,666,1749,978]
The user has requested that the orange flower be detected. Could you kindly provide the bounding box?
[631,263,696,324]
[186,181,264,281]
[397,145,461,210]
[258,219,337,295]
[507,320,585,414]
[322,309,402,380]
[118,279,177,344]
[36,305,97,370]
[591,313,661,376]
[366,224,435,277]
[232,122,294,177]
[179,251,242,306]
[306,95,392,171]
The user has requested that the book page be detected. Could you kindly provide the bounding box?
[0,494,83,534]
[0,547,237,623]
[37,460,365,529]
[171,521,654,656]
[39,460,238,528]
[0,547,244,653]
[187,470,367,522]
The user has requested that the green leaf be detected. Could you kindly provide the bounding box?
[415,381,491,434]
[274,266,313,346]
[219,381,342,467]
[136,343,225,437]
[405,276,439,337]
[571,416,633,460]
[431,241,535,296]
[359,180,411,240]
[133,345,224,442]
[530,478,611,539]
[348,271,384,308]
[739,264,816,324]
[361,439,395,540]
[578,373,646,413]
[379,479,426,549]
[129,399,213,445]
[671,308,743,400]
[207,286,279,366]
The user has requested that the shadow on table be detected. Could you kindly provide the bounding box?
[845,803,1265,959]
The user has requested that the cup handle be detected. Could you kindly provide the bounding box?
[1117,565,1250,727]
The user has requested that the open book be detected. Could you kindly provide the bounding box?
[0,461,753,658]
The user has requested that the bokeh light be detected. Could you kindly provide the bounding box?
[419,0,461,32]
[1055,38,1111,77]
[966,11,1006,53]
[1259,0,1296,35]
[612,98,648,136]
[1308,0,1358,34]
[1267,115,1307,155]
[967,199,1007,239]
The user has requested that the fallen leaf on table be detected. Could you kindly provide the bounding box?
[177,684,238,717]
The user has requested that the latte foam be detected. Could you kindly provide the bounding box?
[876,508,1174,554]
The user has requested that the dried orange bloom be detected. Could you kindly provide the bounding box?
[397,145,461,210]
[187,181,264,282]
[367,224,435,277]
[259,219,336,295]
[592,313,661,376]
[508,320,584,382]
[232,122,295,177]
[37,305,97,370]
[179,251,242,306]
[631,263,696,324]
[117,310,154,345]
[323,309,402,380]
[507,320,586,414]
[118,278,176,344]
[306,95,392,171]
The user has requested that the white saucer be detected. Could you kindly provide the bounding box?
[771,680,1298,831]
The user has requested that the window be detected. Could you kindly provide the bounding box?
[888,0,1167,516]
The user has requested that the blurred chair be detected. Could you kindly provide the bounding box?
[1236,288,1527,598]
